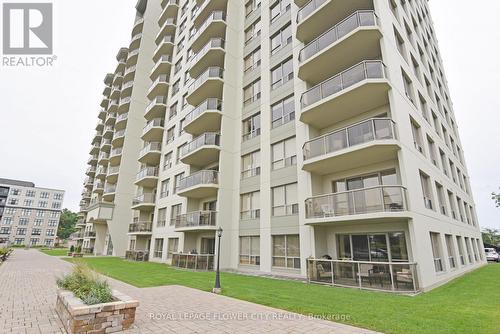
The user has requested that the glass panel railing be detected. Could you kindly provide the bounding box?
[113,129,126,139]
[107,166,119,175]
[190,11,226,41]
[297,0,328,23]
[184,98,222,125]
[307,259,419,293]
[180,132,220,157]
[146,96,168,114]
[143,118,165,134]
[150,74,169,89]
[178,170,219,191]
[175,211,217,228]
[132,192,156,205]
[110,147,123,157]
[305,185,408,218]
[104,184,116,194]
[171,253,215,271]
[189,38,225,64]
[300,11,378,62]
[303,118,395,160]
[116,112,129,122]
[136,166,159,180]
[128,221,153,233]
[301,60,385,108]
[125,250,149,262]
[140,142,162,157]
[188,67,224,94]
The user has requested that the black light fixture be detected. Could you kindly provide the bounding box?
[213,227,223,293]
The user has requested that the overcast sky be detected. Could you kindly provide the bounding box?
[0,0,499,230]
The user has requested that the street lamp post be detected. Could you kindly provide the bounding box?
[212,227,223,294]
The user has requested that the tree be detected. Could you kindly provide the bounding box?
[481,228,500,247]
[492,190,500,207]
[57,208,78,240]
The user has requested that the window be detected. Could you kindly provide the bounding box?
[46,229,55,236]
[48,220,57,227]
[5,208,15,215]
[241,151,261,179]
[272,234,300,269]
[464,237,473,263]
[153,238,164,258]
[243,79,261,105]
[240,236,260,265]
[270,24,292,54]
[10,188,21,196]
[439,149,448,176]
[455,236,465,265]
[157,208,167,227]
[245,19,261,44]
[240,191,260,219]
[245,0,261,16]
[435,182,447,215]
[270,0,291,23]
[173,173,184,194]
[52,202,61,209]
[272,183,298,216]
[26,190,36,197]
[430,232,444,272]
[244,47,261,72]
[50,211,58,218]
[160,179,170,198]
[271,95,294,128]
[38,201,47,208]
[17,228,27,235]
[169,103,178,119]
[32,228,41,236]
[271,58,293,89]
[54,193,63,200]
[271,137,296,170]
[21,209,32,216]
[14,238,24,245]
[167,238,179,259]
[170,204,182,226]
[19,218,29,226]
[163,151,173,170]
[24,199,33,206]
[166,126,175,144]
[402,70,415,104]
[419,171,433,210]
[242,113,261,141]
[44,239,53,246]
[445,235,456,269]
[34,219,43,226]
[179,118,185,136]
[172,79,180,95]
[176,143,186,164]
[0,227,11,234]
[427,136,437,166]
[40,192,49,199]
[410,118,424,154]
[2,217,12,225]
[394,27,406,61]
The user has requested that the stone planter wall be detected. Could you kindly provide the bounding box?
[56,289,139,334]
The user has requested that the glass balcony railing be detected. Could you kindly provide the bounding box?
[301,60,385,108]
[145,96,168,115]
[189,11,226,41]
[189,38,225,65]
[116,112,129,122]
[297,0,328,23]
[180,132,220,158]
[110,147,122,158]
[178,170,219,192]
[171,253,214,271]
[143,118,164,134]
[128,221,153,233]
[184,98,222,125]
[139,142,162,157]
[125,250,149,262]
[107,166,120,175]
[113,129,126,140]
[305,185,408,219]
[136,166,159,181]
[175,211,217,229]
[299,11,378,62]
[188,67,224,94]
[132,193,156,206]
[104,184,116,194]
[303,118,395,160]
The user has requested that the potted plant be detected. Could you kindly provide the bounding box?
[67,245,74,257]
[73,246,83,258]
[56,263,138,333]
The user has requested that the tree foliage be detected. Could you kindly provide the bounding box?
[482,228,500,247]
[492,190,500,208]
[57,208,78,239]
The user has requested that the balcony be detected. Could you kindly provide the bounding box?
[186,67,224,106]
[142,118,165,142]
[98,152,109,165]
[138,142,162,164]
[184,98,222,136]
[109,147,123,165]
[103,126,114,139]
[132,17,144,37]
[171,253,214,271]
[103,183,117,201]
[177,170,219,198]
[189,38,225,78]
[123,65,136,84]
[86,201,114,224]
[115,111,129,130]
[128,221,153,234]
[89,143,100,155]
[159,0,179,26]
[129,32,142,51]
[155,18,177,45]
[190,11,226,52]
[86,166,96,176]
[105,112,117,126]
[84,231,96,238]
[98,109,107,120]
[100,98,109,109]
[174,211,217,231]
[87,155,98,165]
[95,121,104,132]
[135,167,159,188]
[298,11,382,83]
[131,193,156,210]
[147,75,169,100]
[126,49,139,66]
[108,99,119,112]
[81,191,91,199]
[118,97,131,114]
[307,258,419,293]
[125,250,149,262]
[296,0,373,42]
[111,129,126,147]
[106,166,120,184]
[153,36,174,62]
[304,185,410,223]
[180,132,220,166]
[300,60,390,128]
[303,118,400,174]
[150,55,172,81]
[112,73,123,87]
[95,166,107,180]
[93,182,104,194]
[100,138,112,152]
[145,96,167,120]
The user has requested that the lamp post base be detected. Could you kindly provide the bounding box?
[212,287,222,294]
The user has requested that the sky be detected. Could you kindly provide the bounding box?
[0,0,499,229]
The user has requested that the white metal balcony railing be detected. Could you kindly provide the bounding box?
[175,211,217,229]
[240,209,260,220]
[132,193,156,206]
[177,170,219,192]
[305,185,408,219]
[303,118,395,160]
[301,60,386,108]
[241,166,261,179]
[136,166,159,180]
[171,253,214,271]
[189,38,225,64]
[129,221,153,233]
[299,11,378,62]
[180,132,220,157]
[184,98,222,125]
[307,258,419,293]
[143,118,165,134]
[140,142,162,157]
[188,67,224,94]
[242,128,261,142]
[189,11,226,41]
[297,0,328,23]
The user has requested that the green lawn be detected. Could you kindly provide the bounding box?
[66,257,500,334]
[40,248,68,256]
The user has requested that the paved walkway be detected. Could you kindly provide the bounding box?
[0,250,377,334]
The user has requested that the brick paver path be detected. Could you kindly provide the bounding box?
[0,250,377,334]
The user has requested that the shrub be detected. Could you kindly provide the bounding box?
[56,263,113,305]
[0,247,11,256]
[75,246,82,253]
[70,245,75,253]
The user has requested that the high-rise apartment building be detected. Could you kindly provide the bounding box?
[77,0,485,292]
[0,178,64,247]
